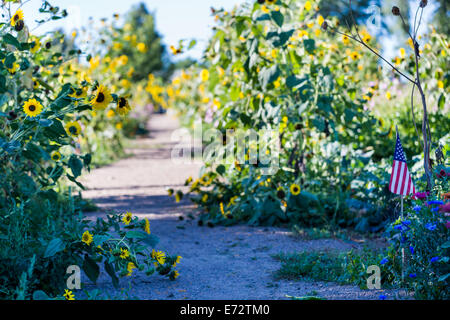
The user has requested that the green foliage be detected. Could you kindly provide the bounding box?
[274,247,393,289]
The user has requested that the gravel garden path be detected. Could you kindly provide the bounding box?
[81,112,400,300]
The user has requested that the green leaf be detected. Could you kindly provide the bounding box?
[438,273,450,282]
[259,65,280,89]
[271,11,284,27]
[44,238,65,258]
[3,33,21,48]
[104,261,119,288]
[32,290,50,300]
[68,155,83,178]
[441,240,450,249]
[216,164,226,176]
[303,39,316,54]
[82,254,100,284]
[286,75,307,90]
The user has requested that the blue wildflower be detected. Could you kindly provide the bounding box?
[431,207,439,212]
[402,220,411,225]
[409,246,414,254]
[380,258,388,265]
[427,200,444,205]
[409,273,417,278]
[379,295,387,300]
[425,223,437,231]
[430,256,439,263]
[413,205,421,212]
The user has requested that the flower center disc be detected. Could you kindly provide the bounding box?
[118,98,126,108]
[96,92,105,103]
[69,126,77,134]
[29,105,36,112]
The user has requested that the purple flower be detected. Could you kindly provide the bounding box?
[430,256,439,263]
[409,273,417,278]
[409,246,414,254]
[380,258,388,265]
[425,223,437,231]
[402,220,411,225]
[413,205,421,212]
[379,295,387,300]
[431,207,439,212]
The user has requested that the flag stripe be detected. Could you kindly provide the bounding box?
[395,162,405,194]
[389,132,416,197]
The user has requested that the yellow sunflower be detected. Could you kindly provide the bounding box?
[63,289,75,301]
[290,183,301,196]
[144,218,151,234]
[116,97,131,115]
[65,121,82,137]
[33,79,39,89]
[82,230,93,246]
[122,211,132,225]
[10,9,24,27]
[172,255,182,267]
[120,248,129,259]
[171,270,180,279]
[151,249,166,265]
[90,85,112,110]
[69,87,87,99]
[126,262,136,276]
[23,99,43,118]
[51,151,61,161]
[7,62,19,74]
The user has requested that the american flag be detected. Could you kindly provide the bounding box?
[389,129,416,196]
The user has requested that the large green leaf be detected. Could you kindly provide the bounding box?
[44,238,65,258]
[82,254,100,284]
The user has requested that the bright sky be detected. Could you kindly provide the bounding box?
[21,0,248,60]
[19,0,438,62]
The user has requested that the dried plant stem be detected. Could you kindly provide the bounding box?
[327,1,434,189]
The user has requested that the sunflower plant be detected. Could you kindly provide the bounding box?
[0,2,179,300]
[167,0,392,228]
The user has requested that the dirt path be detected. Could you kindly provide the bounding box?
[81,112,396,300]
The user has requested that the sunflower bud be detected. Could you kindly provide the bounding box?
[419,0,427,8]
[392,6,400,16]
[321,21,328,31]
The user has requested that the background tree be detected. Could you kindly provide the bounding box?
[109,2,169,82]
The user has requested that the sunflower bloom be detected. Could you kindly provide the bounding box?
[200,69,209,82]
[30,38,41,54]
[152,249,166,265]
[120,248,129,259]
[63,289,75,300]
[90,85,112,110]
[65,121,82,137]
[290,183,301,196]
[122,211,132,225]
[51,151,61,161]
[82,230,93,246]
[116,97,131,115]
[144,218,151,234]
[23,99,43,118]
[11,9,24,27]
[126,262,136,276]
[173,256,182,267]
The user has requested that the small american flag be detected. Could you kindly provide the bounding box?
[389,129,416,196]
